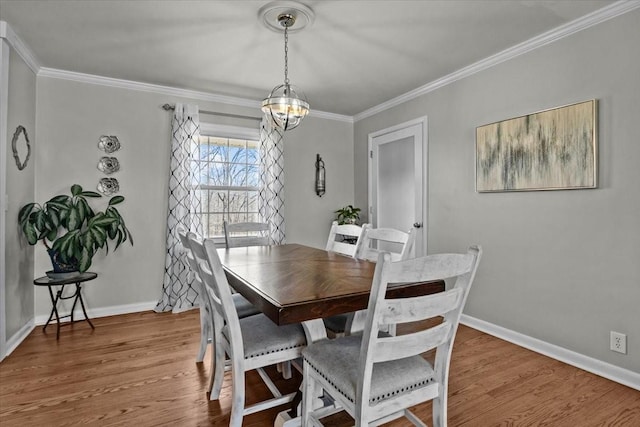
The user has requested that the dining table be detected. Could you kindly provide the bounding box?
[218,243,446,426]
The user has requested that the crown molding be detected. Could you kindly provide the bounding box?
[37,67,352,123]
[354,0,640,122]
[38,67,261,108]
[0,21,40,74]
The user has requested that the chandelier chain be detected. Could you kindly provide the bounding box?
[284,25,289,85]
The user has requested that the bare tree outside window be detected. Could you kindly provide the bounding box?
[193,135,260,237]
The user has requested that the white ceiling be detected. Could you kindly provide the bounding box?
[0,0,619,117]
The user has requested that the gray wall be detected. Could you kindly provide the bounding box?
[354,10,640,372]
[5,46,36,339]
[34,77,353,316]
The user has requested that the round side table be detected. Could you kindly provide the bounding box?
[33,272,98,339]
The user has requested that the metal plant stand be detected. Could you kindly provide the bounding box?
[33,272,98,339]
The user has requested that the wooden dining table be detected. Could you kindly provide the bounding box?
[218,243,445,341]
[218,243,445,426]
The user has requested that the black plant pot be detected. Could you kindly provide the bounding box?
[47,249,79,274]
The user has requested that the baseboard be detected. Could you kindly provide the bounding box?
[2,301,160,360]
[4,320,35,358]
[460,314,640,391]
[33,301,158,326]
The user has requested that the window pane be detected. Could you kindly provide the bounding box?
[199,189,210,213]
[198,138,211,160]
[248,191,258,212]
[209,214,226,237]
[206,138,228,162]
[229,164,248,187]
[208,162,228,186]
[247,212,260,223]
[208,190,227,213]
[228,212,248,224]
[196,162,209,186]
[247,165,259,187]
[247,140,259,165]
[229,138,247,164]
[228,191,248,214]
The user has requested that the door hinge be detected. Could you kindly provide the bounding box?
[369,150,373,158]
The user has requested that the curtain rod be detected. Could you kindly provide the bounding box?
[162,104,262,122]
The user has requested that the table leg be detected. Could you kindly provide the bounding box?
[75,283,95,329]
[276,319,328,426]
[43,285,65,340]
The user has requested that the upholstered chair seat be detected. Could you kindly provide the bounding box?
[302,334,434,405]
[222,313,306,359]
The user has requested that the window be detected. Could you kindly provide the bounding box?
[194,124,260,238]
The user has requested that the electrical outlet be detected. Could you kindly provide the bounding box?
[610,331,627,354]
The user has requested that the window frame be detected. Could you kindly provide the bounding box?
[197,123,261,241]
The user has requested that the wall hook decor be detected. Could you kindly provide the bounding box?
[315,153,325,197]
[11,125,31,170]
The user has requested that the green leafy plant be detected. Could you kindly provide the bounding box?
[18,184,133,272]
[335,205,361,225]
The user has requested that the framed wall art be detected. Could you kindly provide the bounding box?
[476,99,597,192]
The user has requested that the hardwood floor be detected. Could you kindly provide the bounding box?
[1,310,638,426]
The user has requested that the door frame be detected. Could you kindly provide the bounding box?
[368,116,428,256]
[0,37,9,361]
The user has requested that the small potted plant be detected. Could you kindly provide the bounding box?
[18,184,133,275]
[334,205,361,225]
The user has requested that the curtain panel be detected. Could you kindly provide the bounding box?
[258,118,286,244]
[155,103,203,313]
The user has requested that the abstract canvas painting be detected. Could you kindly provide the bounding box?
[476,100,597,192]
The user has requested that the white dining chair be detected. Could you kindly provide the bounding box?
[325,225,416,336]
[223,220,270,248]
[323,221,369,336]
[185,232,260,395]
[354,225,417,262]
[325,221,368,257]
[177,227,212,363]
[201,237,307,425]
[301,246,482,427]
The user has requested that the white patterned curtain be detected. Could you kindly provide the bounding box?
[258,117,286,244]
[155,103,203,313]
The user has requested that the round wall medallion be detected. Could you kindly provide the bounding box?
[98,135,121,153]
[11,125,31,170]
[97,177,120,195]
[97,156,120,174]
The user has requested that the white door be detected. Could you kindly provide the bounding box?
[368,117,427,256]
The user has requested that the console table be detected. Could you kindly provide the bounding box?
[33,272,97,339]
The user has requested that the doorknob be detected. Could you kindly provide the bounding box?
[413,222,423,228]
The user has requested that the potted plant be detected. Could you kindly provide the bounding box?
[18,184,133,274]
[334,205,361,225]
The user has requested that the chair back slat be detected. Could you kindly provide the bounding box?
[188,234,226,320]
[197,259,227,323]
[355,226,416,262]
[179,228,207,301]
[325,221,367,257]
[379,288,463,325]
[224,221,270,248]
[385,252,476,283]
[202,238,242,332]
[371,321,453,363]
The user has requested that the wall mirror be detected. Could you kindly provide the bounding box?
[11,125,31,171]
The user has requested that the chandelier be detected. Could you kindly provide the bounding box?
[261,11,310,131]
